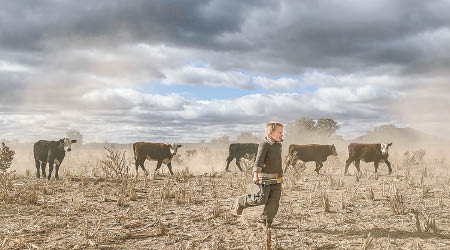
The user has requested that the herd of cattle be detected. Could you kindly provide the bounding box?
[31,138,393,179]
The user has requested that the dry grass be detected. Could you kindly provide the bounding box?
[0,147,450,249]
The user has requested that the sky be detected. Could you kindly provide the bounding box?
[1,0,449,143]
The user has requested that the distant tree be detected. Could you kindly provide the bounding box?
[286,118,316,136]
[286,117,339,142]
[66,129,83,145]
[316,118,339,136]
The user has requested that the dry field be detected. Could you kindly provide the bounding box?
[1,147,450,249]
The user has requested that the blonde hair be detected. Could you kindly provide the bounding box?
[265,121,283,136]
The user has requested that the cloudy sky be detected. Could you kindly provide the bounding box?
[1,0,449,143]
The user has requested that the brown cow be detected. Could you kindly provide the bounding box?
[285,144,337,174]
[344,143,392,175]
[133,142,182,176]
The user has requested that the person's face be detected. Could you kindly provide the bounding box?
[268,125,283,142]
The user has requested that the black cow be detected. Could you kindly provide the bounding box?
[34,138,77,180]
[225,143,258,172]
[285,144,337,174]
[345,143,393,175]
[133,142,182,176]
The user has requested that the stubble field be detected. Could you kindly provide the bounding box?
[1,146,450,249]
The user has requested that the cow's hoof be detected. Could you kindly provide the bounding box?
[225,169,230,172]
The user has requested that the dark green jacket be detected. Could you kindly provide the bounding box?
[253,137,283,178]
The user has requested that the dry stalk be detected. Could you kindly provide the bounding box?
[366,186,375,202]
[424,216,439,233]
[212,199,221,218]
[157,217,166,236]
[409,209,421,233]
[129,186,137,201]
[421,184,430,199]
[361,233,374,250]
[28,185,38,205]
[117,184,128,207]
[390,185,406,215]
[321,191,330,213]
[421,207,439,233]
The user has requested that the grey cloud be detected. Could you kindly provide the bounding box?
[2,1,449,76]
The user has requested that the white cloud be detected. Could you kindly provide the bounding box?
[162,65,253,89]
[253,76,301,90]
[81,88,185,111]
[0,60,31,72]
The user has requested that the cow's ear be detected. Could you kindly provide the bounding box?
[59,139,64,143]
[177,145,182,148]
[388,142,392,146]
[71,140,77,143]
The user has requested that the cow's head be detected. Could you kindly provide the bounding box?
[330,144,338,156]
[59,138,77,152]
[380,142,392,155]
[169,143,182,156]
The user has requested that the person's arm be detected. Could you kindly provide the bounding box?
[253,142,268,184]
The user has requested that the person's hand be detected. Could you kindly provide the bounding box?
[253,172,259,184]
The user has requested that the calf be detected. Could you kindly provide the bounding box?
[344,143,393,175]
[133,142,182,176]
[225,143,258,172]
[285,144,337,174]
[33,138,77,180]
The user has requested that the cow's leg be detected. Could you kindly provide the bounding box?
[374,161,379,174]
[314,162,322,175]
[135,157,140,177]
[154,160,163,176]
[136,157,148,176]
[354,160,361,173]
[344,158,353,175]
[225,156,234,172]
[385,159,392,175]
[40,162,47,178]
[236,158,243,172]
[166,162,174,176]
[55,164,61,180]
[35,159,41,178]
[48,162,54,180]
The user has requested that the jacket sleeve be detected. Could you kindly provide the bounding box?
[253,142,268,173]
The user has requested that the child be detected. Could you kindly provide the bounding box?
[234,121,284,227]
